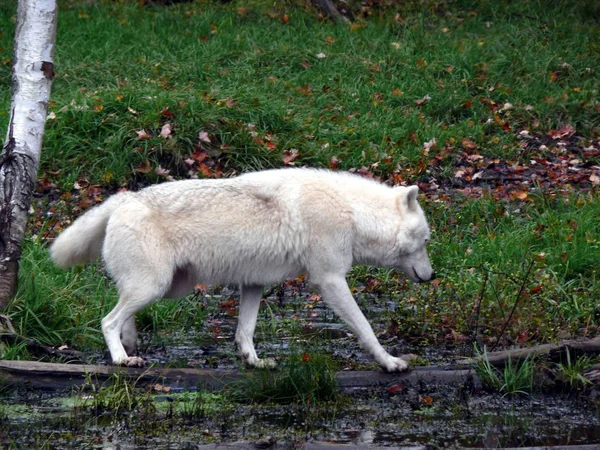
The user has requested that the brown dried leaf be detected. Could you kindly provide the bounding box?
[135,160,152,174]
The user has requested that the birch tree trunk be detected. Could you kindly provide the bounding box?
[0,0,57,309]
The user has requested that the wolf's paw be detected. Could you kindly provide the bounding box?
[248,357,277,370]
[381,356,410,373]
[115,356,146,368]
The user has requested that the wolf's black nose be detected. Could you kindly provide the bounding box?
[429,272,436,281]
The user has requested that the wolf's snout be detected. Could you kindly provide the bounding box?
[412,267,435,283]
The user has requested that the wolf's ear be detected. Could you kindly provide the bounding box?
[396,185,419,212]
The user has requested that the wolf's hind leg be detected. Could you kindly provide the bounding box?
[235,284,275,369]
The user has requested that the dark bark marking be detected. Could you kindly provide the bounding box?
[41,61,55,79]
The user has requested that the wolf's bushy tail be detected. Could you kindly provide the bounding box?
[50,192,131,268]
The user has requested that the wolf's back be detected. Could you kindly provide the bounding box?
[50,192,130,268]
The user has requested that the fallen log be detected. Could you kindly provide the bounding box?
[0,360,477,391]
[455,336,600,368]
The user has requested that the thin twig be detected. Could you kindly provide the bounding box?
[470,268,488,354]
[490,260,535,352]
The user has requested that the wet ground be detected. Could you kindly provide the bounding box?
[2,285,600,448]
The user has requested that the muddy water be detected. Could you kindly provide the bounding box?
[2,285,600,448]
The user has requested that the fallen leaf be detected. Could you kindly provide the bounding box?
[329,156,340,169]
[423,138,437,153]
[136,129,151,140]
[316,52,326,59]
[414,95,431,105]
[199,131,211,143]
[302,352,311,363]
[282,148,299,165]
[387,384,404,395]
[160,123,172,139]
[155,165,170,176]
[548,124,575,139]
[590,174,600,185]
[135,160,152,174]
[419,395,433,405]
[461,138,477,150]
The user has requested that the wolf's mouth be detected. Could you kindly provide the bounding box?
[412,267,434,283]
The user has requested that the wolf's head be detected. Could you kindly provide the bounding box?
[392,186,435,284]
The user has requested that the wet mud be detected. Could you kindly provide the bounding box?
[2,286,600,448]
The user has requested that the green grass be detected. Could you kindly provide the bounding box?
[0,0,599,359]
[232,351,340,404]
[387,193,600,345]
[474,347,535,396]
[555,349,595,390]
[1,1,599,188]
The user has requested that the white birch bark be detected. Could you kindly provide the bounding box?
[0,0,57,308]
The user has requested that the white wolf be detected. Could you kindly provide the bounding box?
[51,168,434,372]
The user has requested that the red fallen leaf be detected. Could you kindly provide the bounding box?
[329,155,340,169]
[302,353,311,363]
[416,58,427,69]
[568,220,578,231]
[282,14,289,24]
[462,100,473,109]
[419,395,433,405]
[160,107,174,119]
[134,160,152,174]
[266,141,277,150]
[391,88,403,96]
[135,129,151,140]
[549,71,559,82]
[517,331,528,344]
[530,285,543,294]
[191,150,208,163]
[197,162,214,178]
[300,60,311,69]
[548,124,575,139]
[282,148,299,165]
[220,300,236,309]
[387,384,404,395]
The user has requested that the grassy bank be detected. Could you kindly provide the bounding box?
[0,0,599,360]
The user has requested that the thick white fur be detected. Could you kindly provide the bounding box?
[50,168,434,372]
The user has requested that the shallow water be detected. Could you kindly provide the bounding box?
[2,285,600,448]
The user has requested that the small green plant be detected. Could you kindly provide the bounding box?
[77,372,155,417]
[177,391,231,419]
[474,347,535,396]
[234,351,339,404]
[556,349,594,390]
[0,340,30,361]
[501,355,535,396]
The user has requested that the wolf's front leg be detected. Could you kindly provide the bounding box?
[235,284,276,369]
[314,275,409,372]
